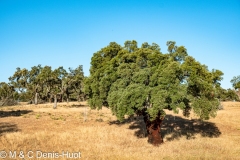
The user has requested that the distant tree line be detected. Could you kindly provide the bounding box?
[212,75,240,101]
[0,65,85,108]
[215,87,239,101]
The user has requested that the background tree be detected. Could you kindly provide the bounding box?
[9,67,29,94]
[215,87,239,102]
[225,89,239,101]
[67,65,85,102]
[37,66,53,103]
[51,67,67,108]
[231,76,240,89]
[86,40,224,146]
[9,67,32,104]
[215,86,227,101]
[231,76,240,99]
[0,82,18,106]
[9,65,43,105]
[39,66,67,109]
[28,65,43,105]
[4,64,85,107]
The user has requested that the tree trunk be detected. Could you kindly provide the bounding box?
[237,89,240,100]
[0,97,9,106]
[49,94,53,103]
[35,92,38,105]
[67,94,69,103]
[53,94,57,109]
[143,111,164,146]
[61,94,64,102]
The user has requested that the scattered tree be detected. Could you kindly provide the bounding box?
[231,76,240,99]
[7,65,84,108]
[86,40,224,146]
[67,65,85,102]
[0,82,18,106]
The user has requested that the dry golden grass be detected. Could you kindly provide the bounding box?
[0,101,240,160]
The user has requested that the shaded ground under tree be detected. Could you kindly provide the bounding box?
[0,110,32,118]
[0,122,20,136]
[110,114,221,143]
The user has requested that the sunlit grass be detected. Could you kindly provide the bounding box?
[0,101,240,159]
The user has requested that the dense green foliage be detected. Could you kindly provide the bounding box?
[0,41,238,112]
[230,75,240,100]
[231,76,240,90]
[215,87,239,101]
[85,40,224,121]
[0,82,19,106]
[6,65,84,107]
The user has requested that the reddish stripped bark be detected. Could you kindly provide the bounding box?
[143,110,164,146]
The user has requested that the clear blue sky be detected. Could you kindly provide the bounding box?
[0,0,239,89]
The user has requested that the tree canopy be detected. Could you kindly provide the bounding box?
[85,40,224,121]
[231,75,240,100]
[6,65,84,108]
[0,82,18,106]
[231,76,240,90]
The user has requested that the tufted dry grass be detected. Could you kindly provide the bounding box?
[0,101,240,160]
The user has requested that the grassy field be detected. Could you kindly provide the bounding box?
[0,101,240,160]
